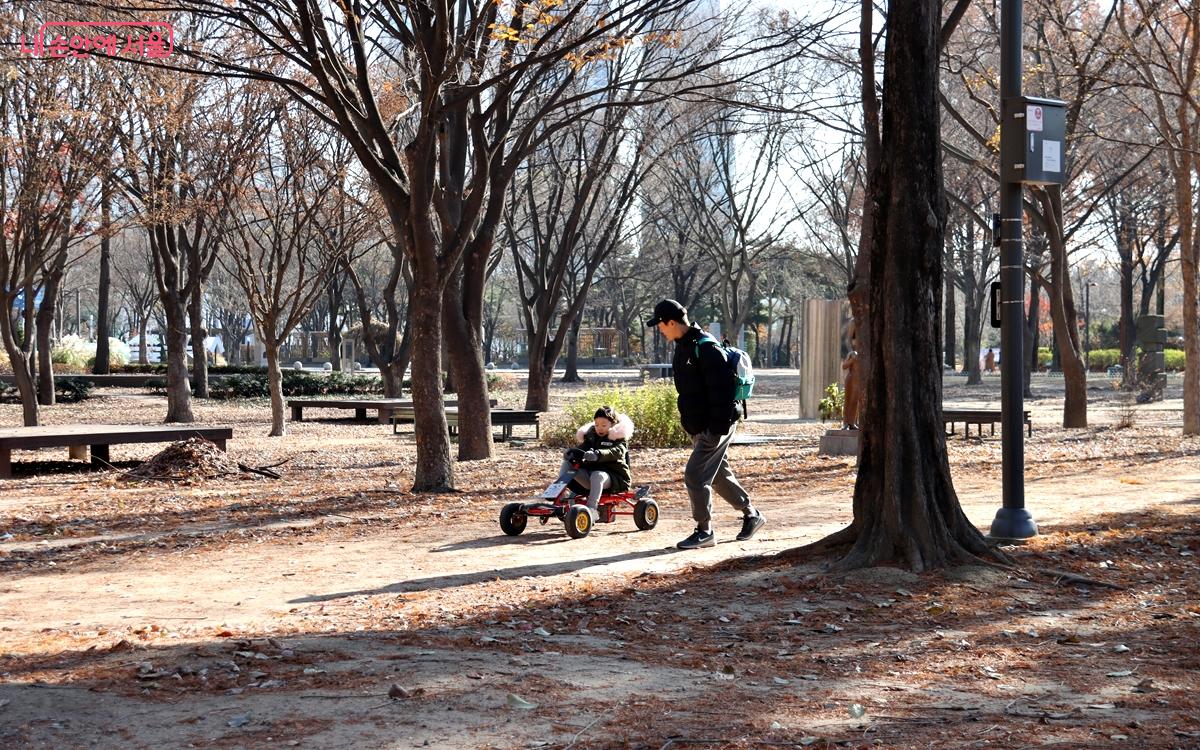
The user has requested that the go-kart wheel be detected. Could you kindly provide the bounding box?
[565,505,593,539]
[500,503,528,536]
[634,498,659,531]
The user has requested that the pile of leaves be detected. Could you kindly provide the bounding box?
[121,438,243,482]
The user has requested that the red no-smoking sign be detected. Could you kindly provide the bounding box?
[1026,105,1044,132]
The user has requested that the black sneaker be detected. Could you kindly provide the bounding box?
[736,510,766,541]
[676,528,715,549]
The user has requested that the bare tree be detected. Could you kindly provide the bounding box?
[135,0,818,489]
[223,105,358,435]
[112,233,160,365]
[114,64,269,422]
[786,0,1001,571]
[0,45,106,424]
[1114,0,1200,434]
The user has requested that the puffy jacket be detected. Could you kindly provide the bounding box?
[672,323,739,436]
[574,413,634,493]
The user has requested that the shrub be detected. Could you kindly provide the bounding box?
[203,370,385,399]
[118,363,168,374]
[55,376,94,403]
[85,338,131,369]
[1036,347,1052,370]
[51,334,93,371]
[542,382,689,449]
[1164,348,1185,371]
[0,347,9,374]
[818,382,844,422]
[1087,349,1120,372]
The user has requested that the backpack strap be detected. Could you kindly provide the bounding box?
[694,332,720,359]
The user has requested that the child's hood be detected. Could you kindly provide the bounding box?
[575,412,635,443]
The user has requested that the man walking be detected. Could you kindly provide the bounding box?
[645,299,765,549]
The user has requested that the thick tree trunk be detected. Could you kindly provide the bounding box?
[35,302,54,406]
[562,315,582,382]
[525,345,553,412]
[962,290,982,385]
[0,310,38,426]
[848,0,883,389]
[1116,200,1136,387]
[162,298,194,423]
[793,0,996,572]
[189,286,209,398]
[381,360,406,398]
[1182,180,1199,435]
[442,281,492,462]
[1024,279,1041,398]
[138,318,149,365]
[409,282,453,491]
[94,189,112,375]
[944,268,956,370]
[1038,190,1087,427]
[265,344,285,437]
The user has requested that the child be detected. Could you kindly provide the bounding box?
[558,406,633,518]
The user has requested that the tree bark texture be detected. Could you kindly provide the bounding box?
[1035,188,1087,427]
[818,0,996,571]
[189,283,209,399]
[442,256,492,462]
[944,265,956,370]
[94,186,112,375]
[162,296,194,423]
[265,345,285,437]
[409,282,453,491]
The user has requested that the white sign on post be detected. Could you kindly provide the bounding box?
[1042,140,1061,173]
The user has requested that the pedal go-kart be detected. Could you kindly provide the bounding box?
[499,471,659,540]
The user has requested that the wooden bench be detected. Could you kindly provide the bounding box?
[943,409,1032,438]
[391,406,541,441]
[0,424,233,478]
[288,398,469,424]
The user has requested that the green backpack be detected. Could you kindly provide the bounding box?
[695,334,756,414]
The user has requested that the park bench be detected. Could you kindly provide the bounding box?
[391,406,541,441]
[942,409,1031,439]
[0,424,233,479]
[639,363,674,380]
[288,398,470,424]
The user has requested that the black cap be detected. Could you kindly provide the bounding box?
[645,299,686,327]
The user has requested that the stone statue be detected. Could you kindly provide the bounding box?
[841,322,862,430]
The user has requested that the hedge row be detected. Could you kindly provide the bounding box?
[0,376,94,404]
[144,371,384,399]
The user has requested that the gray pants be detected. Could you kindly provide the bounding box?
[684,427,751,530]
[557,459,611,509]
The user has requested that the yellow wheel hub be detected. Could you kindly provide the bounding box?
[575,512,590,532]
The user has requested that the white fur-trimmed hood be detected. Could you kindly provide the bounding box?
[576,412,634,443]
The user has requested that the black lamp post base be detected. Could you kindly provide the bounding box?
[989,506,1038,540]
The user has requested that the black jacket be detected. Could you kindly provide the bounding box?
[577,422,632,493]
[672,323,739,436]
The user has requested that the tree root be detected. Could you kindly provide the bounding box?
[775,524,857,562]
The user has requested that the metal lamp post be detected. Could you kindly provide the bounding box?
[989,0,1066,540]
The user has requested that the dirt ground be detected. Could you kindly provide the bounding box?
[1,370,1198,749]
